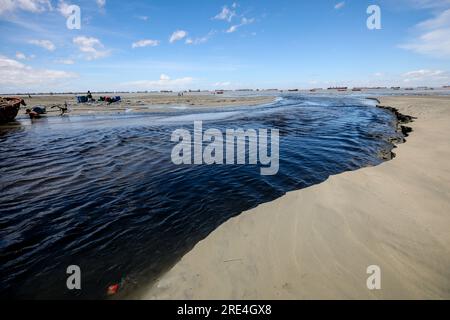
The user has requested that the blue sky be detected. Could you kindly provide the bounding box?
[0,0,449,93]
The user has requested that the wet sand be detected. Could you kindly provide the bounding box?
[13,93,275,117]
[139,95,450,300]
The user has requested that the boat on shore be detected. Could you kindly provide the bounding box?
[0,97,26,124]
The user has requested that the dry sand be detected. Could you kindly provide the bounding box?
[14,93,275,117]
[139,95,450,300]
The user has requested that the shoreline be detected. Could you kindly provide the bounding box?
[139,95,450,300]
[376,104,415,159]
[7,93,276,118]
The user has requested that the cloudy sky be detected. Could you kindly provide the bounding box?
[0,0,449,93]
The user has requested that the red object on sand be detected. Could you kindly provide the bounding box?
[107,284,119,296]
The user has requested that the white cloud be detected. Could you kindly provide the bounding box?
[137,15,149,21]
[334,2,345,10]
[400,9,450,58]
[15,52,26,59]
[0,0,52,14]
[73,36,110,60]
[213,5,236,22]
[0,0,15,13]
[402,69,448,83]
[57,0,72,18]
[132,39,160,48]
[122,74,194,90]
[417,8,450,29]
[361,69,450,87]
[226,17,254,33]
[403,0,450,9]
[55,58,75,65]
[213,81,231,87]
[403,28,450,57]
[0,55,76,89]
[96,0,105,9]
[15,51,35,60]
[169,30,187,43]
[226,25,238,33]
[185,30,216,45]
[185,37,210,45]
[29,39,55,51]
[213,3,255,34]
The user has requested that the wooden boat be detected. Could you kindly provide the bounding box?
[0,97,26,124]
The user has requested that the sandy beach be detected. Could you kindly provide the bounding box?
[139,95,450,300]
[12,93,275,117]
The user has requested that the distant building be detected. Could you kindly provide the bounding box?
[327,87,348,90]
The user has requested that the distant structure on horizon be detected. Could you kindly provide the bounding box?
[327,87,348,91]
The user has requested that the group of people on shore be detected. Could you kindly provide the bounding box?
[24,90,97,119]
[78,91,121,104]
[24,90,123,119]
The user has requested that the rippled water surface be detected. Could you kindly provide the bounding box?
[0,94,401,299]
